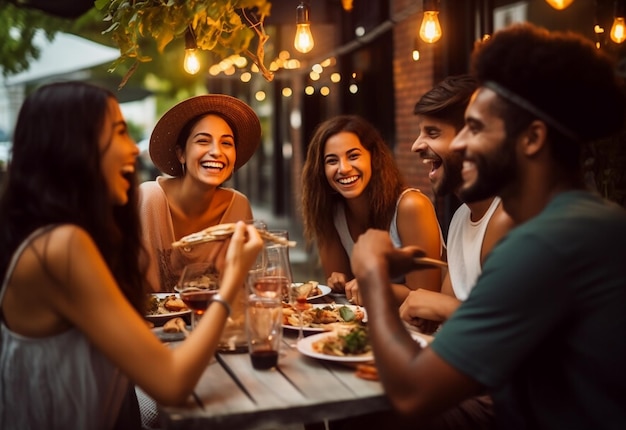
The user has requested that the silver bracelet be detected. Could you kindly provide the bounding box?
[211,293,232,317]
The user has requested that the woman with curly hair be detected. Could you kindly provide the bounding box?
[301,115,442,305]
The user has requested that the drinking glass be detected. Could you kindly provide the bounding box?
[249,244,291,298]
[290,282,313,344]
[175,262,219,329]
[246,294,283,370]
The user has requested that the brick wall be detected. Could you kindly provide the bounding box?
[392,0,437,202]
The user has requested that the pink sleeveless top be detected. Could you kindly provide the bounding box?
[139,177,252,292]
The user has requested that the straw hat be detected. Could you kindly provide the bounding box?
[149,94,261,176]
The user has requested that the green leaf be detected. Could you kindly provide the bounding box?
[339,306,356,322]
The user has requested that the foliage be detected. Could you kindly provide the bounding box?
[94,0,274,87]
[0,2,66,77]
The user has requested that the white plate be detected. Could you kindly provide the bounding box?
[297,331,428,363]
[306,284,332,301]
[152,326,190,342]
[145,293,192,326]
[297,331,374,363]
[282,304,367,333]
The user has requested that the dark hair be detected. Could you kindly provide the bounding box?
[0,81,147,313]
[413,74,478,132]
[471,22,626,169]
[301,115,404,246]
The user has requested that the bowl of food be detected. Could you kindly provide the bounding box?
[145,293,191,326]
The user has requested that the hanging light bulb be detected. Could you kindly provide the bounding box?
[419,1,442,44]
[545,0,574,10]
[294,1,314,53]
[183,26,200,75]
[412,38,420,61]
[611,0,626,44]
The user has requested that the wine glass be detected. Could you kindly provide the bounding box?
[175,262,219,329]
[248,242,293,300]
[290,282,314,344]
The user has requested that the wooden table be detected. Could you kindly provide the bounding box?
[158,295,390,430]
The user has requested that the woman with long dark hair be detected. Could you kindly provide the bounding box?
[0,81,263,429]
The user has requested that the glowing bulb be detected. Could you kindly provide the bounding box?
[611,17,626,43]
[294,24,314,53]
[419,11,442,44]
[545,0,574,10]
[412,49,420,61]
[184,49,200,75]
[294,2,314,53]
[183,26,200,75]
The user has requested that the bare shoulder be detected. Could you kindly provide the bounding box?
[488,202,515,237]
[31,224,97,262]
[482,202,515,258]
[397,189,436,216]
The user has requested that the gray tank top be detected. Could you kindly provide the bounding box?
[0,227,130,429]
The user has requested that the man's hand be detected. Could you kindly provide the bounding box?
[352,229,428,282]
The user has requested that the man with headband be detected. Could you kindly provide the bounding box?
[350,23,626,429]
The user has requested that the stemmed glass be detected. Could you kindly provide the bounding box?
[175,262,219,329]
[290,282,314,344]
[248,244,292,299]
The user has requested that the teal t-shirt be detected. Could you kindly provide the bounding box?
[431,190,626,429]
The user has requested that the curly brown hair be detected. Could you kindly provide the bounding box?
[301,115,404,247]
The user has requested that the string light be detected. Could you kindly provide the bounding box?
[545,0,574,10]
[183,26,200,75]
[419,0,442,44]
[611,0,626,44]
[412,38,420,61]
[294,1,314,53]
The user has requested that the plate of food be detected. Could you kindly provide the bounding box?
[297,326,373,363]
[282,303,367,333]
[297,327,428,364]
[151,317,190,342]
[304,284,332,301]
[286,281,332,302]
[145,293,191,326]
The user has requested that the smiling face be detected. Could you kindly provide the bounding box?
[451,88,518,202]
[323,131,372,200]
[178,114,237,186]
[100,98,139,205]
[411,115,464,198]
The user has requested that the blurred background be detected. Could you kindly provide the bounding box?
[2,0,625,280]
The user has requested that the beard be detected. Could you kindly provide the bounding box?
[434,153,464,198]
[458,136,517,203]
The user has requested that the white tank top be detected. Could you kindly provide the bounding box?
[333,189,444,283]
[446,197,501,300]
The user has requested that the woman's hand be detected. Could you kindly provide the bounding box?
[219,221,264,302]
[327,271,348,293]
[344,278,362,305]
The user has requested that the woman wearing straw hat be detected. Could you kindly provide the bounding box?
[139,94,261,292]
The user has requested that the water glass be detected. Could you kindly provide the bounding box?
[246,294,283,370]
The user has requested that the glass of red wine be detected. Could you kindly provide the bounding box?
[175,262,219,330]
